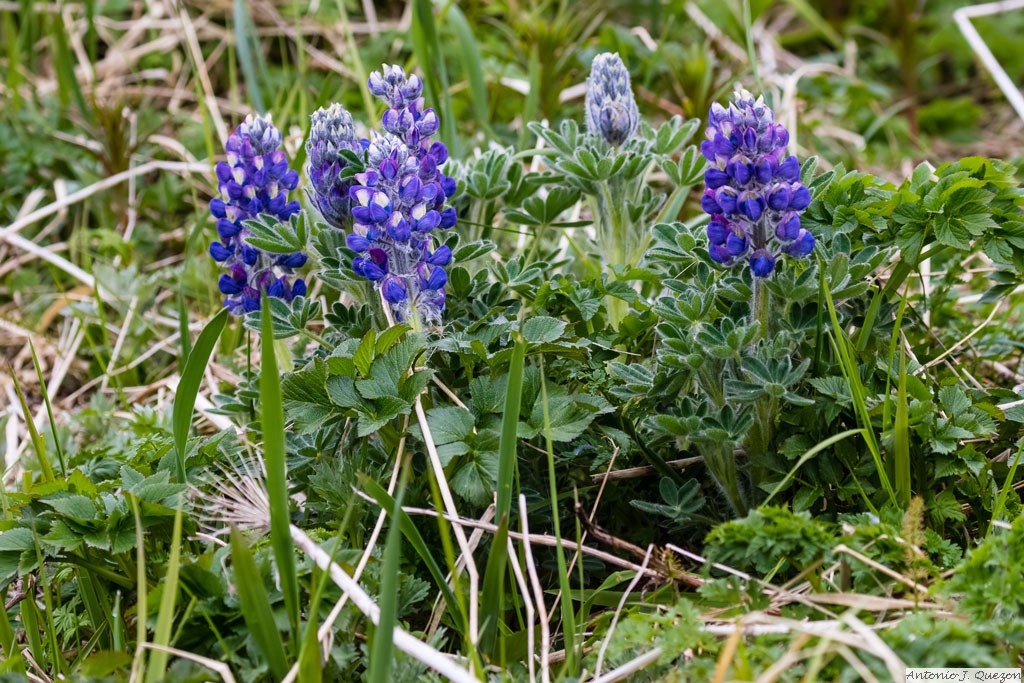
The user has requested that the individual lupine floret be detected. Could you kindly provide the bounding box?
[348,64,458,326]
[584,52,640,146]
[209,114,307,313]
[700,92,815,278]
[306,103,364,229]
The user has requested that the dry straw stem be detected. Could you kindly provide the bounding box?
[133,643,237,683]
[507,533,538,683]
[289,523,479,683]
[197,460,479,683]
[355,494,664,579]
[279,417,409,683]
[379,290,481,645]
[593,543,654,677]
[588,648,663,683]
[519,494,552,683]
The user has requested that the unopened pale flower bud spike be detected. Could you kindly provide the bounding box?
[209,114,307,314]
[306,103,364,230]
[584,52,640,146]
[701,91,814,278]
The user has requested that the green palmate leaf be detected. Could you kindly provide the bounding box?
[172,307,229,482]
[521,316,566,344]
[230,528,289,679]
[243,213,308,254]
[260,296,301,647]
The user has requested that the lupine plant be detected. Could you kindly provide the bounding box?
[530,52,705,330]
[7,8,1024,682]
[208,115,307,313]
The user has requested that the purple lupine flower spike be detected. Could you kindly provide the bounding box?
[701,91,815,278]
[209,114,306,313]
[584,53,640,146]
[346,64,458,326]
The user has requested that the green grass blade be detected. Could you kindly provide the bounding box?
[854,287,882,353]
[763,429,864,505]
[368,462,409,683]
[988,439,1024,536]
[894,346,911,509]
[28,340,65,478]
[171,307,229,483]
[32,538,62,677]
[129,495,147,679]
[779,0,843,48]
[882,291,908,433]
[145,501,185,682]
[48,12,91,123]
[540,358,577,673]
[3,12,23,111]
[820,264,897,507]
[0,587,24,673]
[446,4,493,140]
[480,334,525,656]
[20,595,45,672]
[10,366,54,484]
[233,0,264,112]
[229,527,290,679]
[259,296,300,645]
[520,44,541,149]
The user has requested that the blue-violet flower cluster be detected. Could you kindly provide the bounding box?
[700,92,815,278]
[584,52,640,146]
[209,115,307,313]
[306,103,363,230]
[347,64,457,326]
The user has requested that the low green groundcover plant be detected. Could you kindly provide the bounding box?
[2,49,1023,683]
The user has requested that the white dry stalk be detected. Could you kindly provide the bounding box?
[593,543,654,677]
[199,461,480,683]
[294,521,479,682]
[840,613,906,681]
[101,295,139,391]
[280,423,408,683]
[832,544,928,595]
[548,439,619,623]
[837,644,881,683]
[588,647,662,683]
[427,505,494,638]
[507,536,538,683]
[379,290,481,645]
[359,494,662,578]
[134,643,237,683]
[0,160,208,242]
[168,2,228,145]
[954,0,1024,124]
[413,395,481,644]
[519,494,552,683]
[918,300,1002,372]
